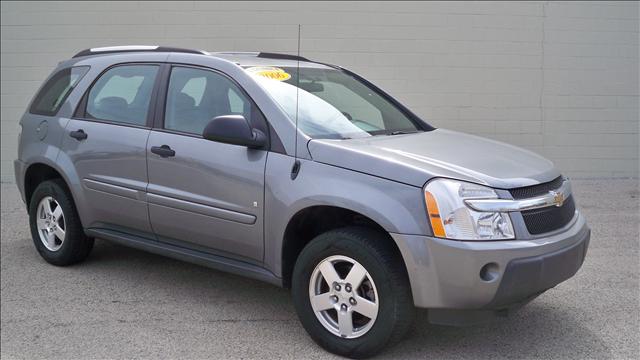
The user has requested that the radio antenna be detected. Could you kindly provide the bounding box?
[291,24,302,179]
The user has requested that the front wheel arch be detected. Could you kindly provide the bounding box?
[280,205,409,289]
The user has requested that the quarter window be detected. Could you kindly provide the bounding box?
[30,66,89,116]
[164,67,258,136]
[86,65,158,126]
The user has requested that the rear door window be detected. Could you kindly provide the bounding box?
[85,65,159,126]
[29,66,89,116]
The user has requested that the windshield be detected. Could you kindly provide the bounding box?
[245,66,424,139]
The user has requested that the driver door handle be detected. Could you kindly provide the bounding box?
[150,145,176,158]
[69,129,88,141]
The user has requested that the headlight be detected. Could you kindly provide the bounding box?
[424,178,514,240]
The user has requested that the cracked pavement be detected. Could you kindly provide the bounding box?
[1,180,638,359]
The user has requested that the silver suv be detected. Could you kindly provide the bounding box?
[15,46,590,358]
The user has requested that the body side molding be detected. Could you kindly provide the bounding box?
[86,228,281,286]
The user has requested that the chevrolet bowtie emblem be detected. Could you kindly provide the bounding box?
[550,190,565,207]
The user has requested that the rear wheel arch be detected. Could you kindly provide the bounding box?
[23,154,83,208]
[280,205,409,289]
[24,163,67,206]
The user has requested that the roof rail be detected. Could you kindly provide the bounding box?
[257,52,310,62]
[72,45,209,58]
[211,51,310,62]
[212,51,260,56]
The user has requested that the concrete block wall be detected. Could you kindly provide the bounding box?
[1,1,638,182]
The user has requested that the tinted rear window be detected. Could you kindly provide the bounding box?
[85,65,159,126]
[29,66,89,116]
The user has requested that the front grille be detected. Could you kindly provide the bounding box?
[509,176,575,235]
[521,196,576,234]
[509,176,564,199]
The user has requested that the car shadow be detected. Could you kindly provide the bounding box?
[380,305,611,359]
[69,240,611,359]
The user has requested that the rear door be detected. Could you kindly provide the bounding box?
[60,64,162,235]
[146,65,268,262]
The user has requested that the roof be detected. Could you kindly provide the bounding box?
[71,45,332,68]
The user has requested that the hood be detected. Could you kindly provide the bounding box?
[307,129,559,189]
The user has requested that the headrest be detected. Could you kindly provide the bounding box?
[175,92,196,108]
[97,96,128,109]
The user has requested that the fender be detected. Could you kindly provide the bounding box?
[263,153,430,278]
[50,149,90,227]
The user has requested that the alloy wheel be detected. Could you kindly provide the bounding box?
[308,255,379,338]
[36,196,66,251]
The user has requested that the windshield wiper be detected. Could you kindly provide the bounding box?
[387,130,417,136]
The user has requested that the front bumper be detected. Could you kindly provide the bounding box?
[391,211,590,313]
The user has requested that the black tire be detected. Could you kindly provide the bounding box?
[292,227,414,358]
[28,179,94,266]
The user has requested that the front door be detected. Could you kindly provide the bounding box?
[146,65,268,262]
[60,64,160,235]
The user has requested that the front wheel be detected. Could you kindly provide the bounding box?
[292,227,414,358]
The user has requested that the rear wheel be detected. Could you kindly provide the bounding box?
[292,227,414,358]
[29,179,94,266]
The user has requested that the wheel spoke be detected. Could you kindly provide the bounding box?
[319,261,341,284]
[337,308,354,337]
[344,262,367,289]
[46,231,57,248]
[36,217,48,230]
[42,199,53,216]
[52,205,63,219]
[353,296,378,319]
[310,292,334,312]
[53,227,65,241]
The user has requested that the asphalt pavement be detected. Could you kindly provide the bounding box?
[1,179,638,359]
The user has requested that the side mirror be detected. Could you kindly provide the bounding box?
[202,115,266,149]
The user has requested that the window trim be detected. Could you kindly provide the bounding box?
[72,62,164,129]
[153,63,273,149]
[29,65,90,116]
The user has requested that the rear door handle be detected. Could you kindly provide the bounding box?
[69,129,88,141]
[150,145,175,158]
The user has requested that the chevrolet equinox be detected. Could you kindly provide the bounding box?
[14,46,590,358]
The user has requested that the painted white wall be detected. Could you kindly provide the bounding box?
[1,1,638,182]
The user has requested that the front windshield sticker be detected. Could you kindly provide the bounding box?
[245,66,291,81]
